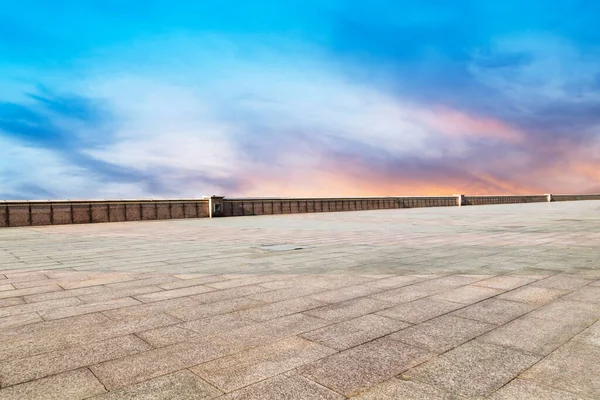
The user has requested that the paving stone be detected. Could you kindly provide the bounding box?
[39,297,141,320]
[168,297,264,321]
[90,369,222,399]
[473,275,537,290]
[0,283,14,291]
[237,297,326,321]
[137,325,201,347]
[406,341,540,398]
[377,297,465,324]
[206,275,278,290]
[102,297,200,320]
[192,285,270,303]
[222,371,344,400]
[191,336,336,392]
[389,315,494,352]
[0,368,106,400]
[0,334,151,386]
[351,377,466,399]
[181,313,256,337]
[0,284,62,300]
[364,275,424,289]
[431,285,503,304]
[308,285,383,303]
[532,274,592,291]
[90,336,234,389]
[451,298,535,325]
[520,340,600,399]
[0,297,82,318]
[301,314,410,350]
[247,286,325,302]
[298,337,433,397]
[0,297,25,308]
[369,276,477,304]
[479,314,589,356]
[0,312,43,329]
[304,297,393,322]
[498,286,569,305]
[23,285,107,303]
[527,299,600,325]
[134,285,215,302]
[564,285,600,304]
[78,285,164,303]
[573,320,600,346]
[488,378,585,400]
[158,275,227,290]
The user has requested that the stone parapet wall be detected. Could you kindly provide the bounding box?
[461,195,548,206]
[0,199,209,228]
[1,194,599,227]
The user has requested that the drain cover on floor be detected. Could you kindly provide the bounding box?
[261,244,304,251]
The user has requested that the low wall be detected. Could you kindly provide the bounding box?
[462,195,548,206]
[0,199,209,228]
[222,196,456,216]
[1,193,598,227]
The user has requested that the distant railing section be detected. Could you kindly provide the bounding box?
[1,193,598,227]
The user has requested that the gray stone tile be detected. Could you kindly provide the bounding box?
[431,285,503,304]
[0,368,106,400]
[90,369,222,399]
[451,298,535,325]
[190,336,336,392]
[479,314,589,356]
[0,334,151,386]
[498,286,569,305]
[222,371,344,400]
[473,275,536,290]
[351,377,466,399]
[521,340,600,399]
[301,314,410,350]
[376,297,465,324]
[488,378,586,400]
[389,315,494,352]
[406,341,540,398]
[304,297,393,322]
[298,337,433,397]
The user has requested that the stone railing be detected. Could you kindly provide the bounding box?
[1,193,598,227]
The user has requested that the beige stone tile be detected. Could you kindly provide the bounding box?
[0,284,62,300]
[0,368,106,400]
[237,297,326,322]
[351,377,466,400]
[91,369,222,399]
[0,283,14,291]
[206,275,278,290]
[137,325,200,347]
[78,285,163,303]
[304,297,393,322]
[473,275,536,290]
[181,313,256,337]
[532,274,592,291]
[298,337,432,397]
[451,298,535,325]
[406,341,540,398]
[192,285,271,303]
[0,312,43,330]
[0,297,25,308]
[23,285,106,303]
[389,315,494,353]
[479,315,589,356]
[134,285,215,302]
[191,336,336,392]
[498,286,569,305]
[526,299,600,325]
[377,297,464,324]
[0,297,82,318]
[39,297,141,320]
[158,275,227,290]
[0,334,151,386]
[564,285,600,304]
[247,286,325,303]
[222,371,343,400]
[308,285,383,303]
[363,275,423,289]
[101,297,199,320]
[520,340,600,399]
[431,285,503,304]
[302,314,410,350]
[488,378,585,400]
[168,297,264,322]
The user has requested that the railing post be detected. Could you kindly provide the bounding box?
[545,194,553,202]
[204,195,225,218]
[454,194,465,206]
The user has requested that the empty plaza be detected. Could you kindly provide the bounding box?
[0,201,599,399]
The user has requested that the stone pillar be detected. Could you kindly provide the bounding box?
[205,196,225,218]
[545,194,553,202]
[454,194,465,206]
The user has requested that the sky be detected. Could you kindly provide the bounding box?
[1,0,600,199]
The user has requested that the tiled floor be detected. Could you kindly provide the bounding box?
[0,201,599,399]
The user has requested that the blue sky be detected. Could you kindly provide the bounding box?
[1,0,599,199]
